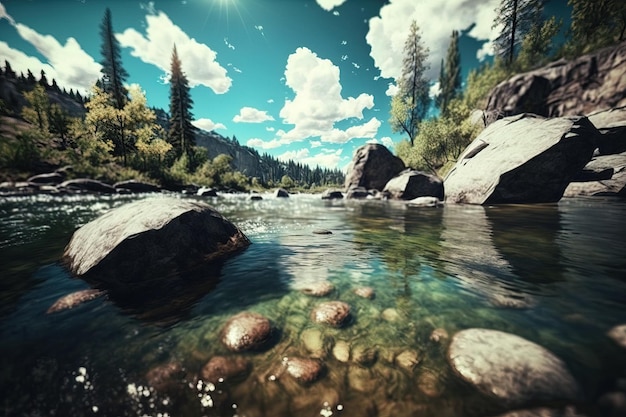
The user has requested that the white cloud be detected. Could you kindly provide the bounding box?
[315,0,348,12]
[277,47,378,145]
[0,8,101,94]
[277,148,342,169]
[224,37,235,50]
[429,81,440,99]
[381,136,395,148]
[233,106,275,123]
[193,118,226,131]
[266,126,275,132]
[117,11,231,93]
[247,138,284,149]
[267,98,274,104]
[366,0,499,82]
[254,25,265,37]
[385,83,399,97]
[311,140,322,148]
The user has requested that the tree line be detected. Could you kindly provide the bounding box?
[391,0,626,176]
[0,7,345,190]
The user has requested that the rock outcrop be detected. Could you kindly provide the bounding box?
[63,198,250,289]
[344,144,405,192]
[448,328,580,408]
[564,152,626,197]
[444,114,598,204]
[485,41,626,119]
[383,169,444,200]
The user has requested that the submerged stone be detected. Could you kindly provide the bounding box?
[447,328,580,407]
[310,301,351,327]
[220,312,273,352]
[300,281,335,297]
[284,357,324,384]
[382,308,400,322]
[395,350,420,372]
[145,361,185,392]
[354,286,375,299]
[429,328,449,343]
[200,356,250,383]
[607,324,626,349]
[332,340,350,362]
[351,344,377,366]
[417,371,444,398]
[301,328,325,357]
[46,289,106,314]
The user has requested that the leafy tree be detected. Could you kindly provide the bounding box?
[463,60,513,110]
[516,16,561,70]
[493,0,545,66]
[99,7,128,109]
[22,85,50,133]
[389,20,430,146]
[437,30,462,116]
[568,0,626,54]
[168,45,196,159]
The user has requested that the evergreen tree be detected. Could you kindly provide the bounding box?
[39,69,49,88]
[493,0,544,66]
[26,69,36,84]
[437,30,462,116]
[568,0,626,53]
[168,45,196,158]
[51,78,61,93]
[22,84,50,133]
[389,20,430,146]
[99,7,128,109]
[4,60,16,78]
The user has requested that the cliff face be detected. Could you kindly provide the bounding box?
[195,130,263,177]
[485,41,626,118]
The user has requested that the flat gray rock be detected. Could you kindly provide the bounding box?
[448,328,580,408]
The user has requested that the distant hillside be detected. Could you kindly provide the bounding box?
[1,69,344,187]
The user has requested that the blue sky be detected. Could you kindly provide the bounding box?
[0,0,569,170]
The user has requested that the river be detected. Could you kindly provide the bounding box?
[1,193,625,416]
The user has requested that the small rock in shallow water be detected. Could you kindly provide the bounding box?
[354,286,375,299]
[395,350,420,372]
[447,328,580,408]
[47,289,105,313]
[382,308,400,322]
[146,362,185,392]
[417,371,444,398]
[300,281,335,297]
[200,356,250,383]
[220,312,273,352]
[607,324,626,349]
[310,301,351,327]
[284,357,324,384]
[430,328,449,343]
[301,328,325,357]
[312,229,332,235]
[332,340,350,362]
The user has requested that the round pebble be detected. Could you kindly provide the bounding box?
[311,301,351,327]
[220,312,273,352]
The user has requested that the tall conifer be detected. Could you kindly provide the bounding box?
[99,7,128,109]
[493,0,544,65]
[168,45,196,157]
[437,30,462,116]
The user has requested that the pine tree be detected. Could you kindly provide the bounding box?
[168,45,196,158]
[568,0,626,53]
[99,7,128,109]
[26,69,36,85]
[389,20,430,146]
[4,60,16,78]
[39,70,49,88]
[437,30,462,116]
[493,0,544,66]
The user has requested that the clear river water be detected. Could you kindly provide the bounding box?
[1,193,625,417]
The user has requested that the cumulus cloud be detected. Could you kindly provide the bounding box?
[233,106,275,123]
[429,81,441,99]
[277,147,343,169]
[277,47,378,144]
[193,118,226,131]
[0,6,101,94]
[117,10,231,93]
[246,137,284,149]
[381,136,394,148]
[366,0,499,82]
[385,83,399,97]
[315,0,348,12]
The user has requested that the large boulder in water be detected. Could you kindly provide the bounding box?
[63,198,250,291]
[344,144,405,192]
[383,169,444,200]
[447,328,580,408]
[444,114,598,204]
[563,152,626,197]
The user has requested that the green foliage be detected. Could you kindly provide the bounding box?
[396,99,481,176]
[516,16,562,71]
[68,117,114,166]
[99,8,128,109]
[437,30,462,116]
[493,0,545,66]
[463,60,513,110]
[389,20,430,145]
[0,129,44,171]
[168,46,196,157]
[280,174,296,189]
[566,0,626,55]
[22,85,50,134]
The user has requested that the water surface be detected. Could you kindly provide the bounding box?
[1,193,625,416]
